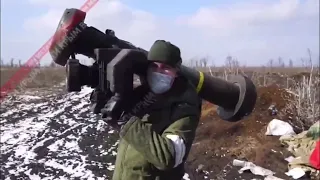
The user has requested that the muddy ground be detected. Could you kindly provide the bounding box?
[186,85,313,180]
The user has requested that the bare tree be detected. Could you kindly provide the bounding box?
[232,58,240,67]
[19,59,22,67]
[307,48,313,68]
[301,58,305,67]
[200,57,208,68]
[211,58,215,67]
[225,56,233,69]
[278,57,285,67]
[224,55,240,79]
[187,58,198,68]
[267,59,274,72]
[289,59,294,68]
[10,58,14,67]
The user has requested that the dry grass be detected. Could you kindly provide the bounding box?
[0,67,66,90]
[284,71,320,130]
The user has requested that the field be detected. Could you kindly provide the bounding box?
[0,65,319,180]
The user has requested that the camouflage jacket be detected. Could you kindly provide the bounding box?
[112,76,202,180]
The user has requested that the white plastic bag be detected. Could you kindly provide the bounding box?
[265,119,296,136]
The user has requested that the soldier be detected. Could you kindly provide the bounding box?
[103,40,202,180]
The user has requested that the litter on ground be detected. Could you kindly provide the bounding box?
[265,119,296,136]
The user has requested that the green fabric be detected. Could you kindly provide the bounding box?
[280,131,317,172]
[112,78,201,180]
[306,121,320,140]
[147,40,182,67]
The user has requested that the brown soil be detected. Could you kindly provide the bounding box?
[186,85,306,180]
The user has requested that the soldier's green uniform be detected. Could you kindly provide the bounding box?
[112,40,202,180]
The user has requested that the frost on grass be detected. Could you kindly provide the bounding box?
[0,86,119,179]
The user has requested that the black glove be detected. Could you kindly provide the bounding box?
[101,94,122,118]
[89,88,112,114]
[100,85,147,119]
[101,95,133,130]
[100,86,156,128]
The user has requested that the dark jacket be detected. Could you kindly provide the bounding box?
[112,76,202,180]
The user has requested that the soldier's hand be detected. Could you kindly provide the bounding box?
[101,94,125,122]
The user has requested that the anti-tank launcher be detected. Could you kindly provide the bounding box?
[49,8,257,122]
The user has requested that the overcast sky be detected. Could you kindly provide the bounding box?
[1,0,319,66]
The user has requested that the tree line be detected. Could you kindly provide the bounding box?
[0,58,57,68]
[184,55,298,68]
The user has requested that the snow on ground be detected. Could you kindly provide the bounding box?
[1,86,118,179]
[0,86,191,180]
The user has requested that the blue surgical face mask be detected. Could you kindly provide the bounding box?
[147,71,174,94]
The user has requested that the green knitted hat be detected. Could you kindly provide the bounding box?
[147,40,182,67]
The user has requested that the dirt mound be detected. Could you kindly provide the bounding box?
[186,85,297,180]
